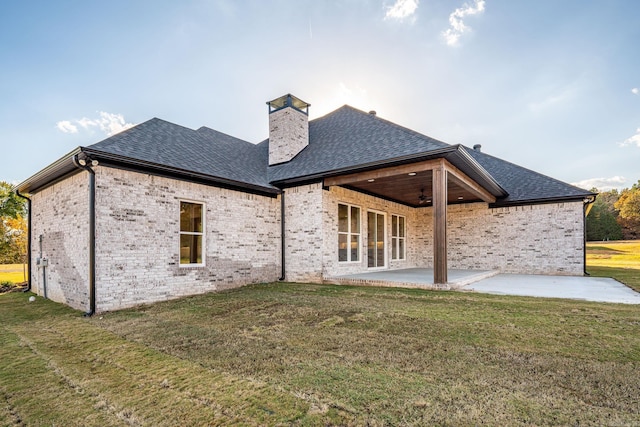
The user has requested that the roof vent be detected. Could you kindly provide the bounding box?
[473,144,482,152]
[368,110,376,116]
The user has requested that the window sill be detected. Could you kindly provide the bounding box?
[179,264,206,269]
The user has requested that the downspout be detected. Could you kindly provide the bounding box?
[72,154,97,316]
[279,191,285,281]
[583,196,596,276]
[14,190,32,292]
[38,235,47,298]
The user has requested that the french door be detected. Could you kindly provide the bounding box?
[367,211,386,268]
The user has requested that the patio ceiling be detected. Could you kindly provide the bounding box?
[323,158,496,208]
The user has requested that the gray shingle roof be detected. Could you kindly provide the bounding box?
[76,105,592,205]
[268,105,593,204]
[465,147,593,205]
[267,105,450,183]
[87,118,274,191]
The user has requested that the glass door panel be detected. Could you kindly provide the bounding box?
[367,212,386,268]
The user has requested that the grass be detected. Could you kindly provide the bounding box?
[587,240,640,292]
[2,283,640,426]
[0,263,27,285]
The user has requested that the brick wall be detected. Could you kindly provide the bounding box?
[30,171,90,311]
[94,167,281,311]
[315,186,585,278]
[444,202,585,275]
[268,107,309,165]
[282,183,324,283]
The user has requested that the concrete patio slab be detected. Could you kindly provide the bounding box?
[326,268,498,290]
[465,274,640,304]
[325,268,640,304]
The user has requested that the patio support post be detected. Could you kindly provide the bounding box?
[433,161,447,284]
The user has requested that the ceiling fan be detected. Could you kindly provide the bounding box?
[418,188,430,205]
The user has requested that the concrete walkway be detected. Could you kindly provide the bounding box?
[467,274,640,304]
[328,268,640,304]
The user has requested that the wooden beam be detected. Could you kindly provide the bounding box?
[445,163,496,203]
[433,160,447,284]
[323,159,443,187]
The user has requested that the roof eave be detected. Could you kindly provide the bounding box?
[446,146,508,198]
[270,145,509,199]
[15,147,83,194]
[81,148,280,196]
[490,193,597,208]
[270,146,460,187]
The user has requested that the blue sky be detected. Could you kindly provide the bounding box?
[2,0,639,191]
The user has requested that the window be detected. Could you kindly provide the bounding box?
[338,203,360,262]
[391,214,406,261]
[180,201,204,265]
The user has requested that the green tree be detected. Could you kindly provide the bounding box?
[586,188,623,241]
[0,181,27,264]
[0,181,25,218]
[614,181,640,239]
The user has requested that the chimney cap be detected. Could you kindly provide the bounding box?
[267,94,310,115]
[473,144,482,152]
[369,110,377,116]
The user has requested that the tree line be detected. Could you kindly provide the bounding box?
[586,180,640,241]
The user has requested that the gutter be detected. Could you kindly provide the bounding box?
[81,148,280,197]
[279,191,285,281]
[72,153,97,317]
[14,190,32,292]
[583,195,597,276]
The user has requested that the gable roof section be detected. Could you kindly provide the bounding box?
[84,118,275,194]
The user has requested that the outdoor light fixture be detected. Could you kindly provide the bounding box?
[367,179,375,182]
[458,196,464,200]
[408,172,416,176]
[76,153,99,167]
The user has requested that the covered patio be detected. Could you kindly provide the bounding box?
[323,149,507,284]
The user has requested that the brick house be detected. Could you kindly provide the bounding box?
[16,94,595,313]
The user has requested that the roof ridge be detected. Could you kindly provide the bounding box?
[313,104,450,148]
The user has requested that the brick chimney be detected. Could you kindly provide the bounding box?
[267,94,310,165]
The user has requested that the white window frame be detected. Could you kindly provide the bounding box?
[338,203,361,263]
[391,214,406,261]
[179,200,205,267]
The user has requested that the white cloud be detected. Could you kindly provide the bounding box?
[572,176,627,191]
[56,112,135,137]
[632,88,639,95]
[56,120,78,134]
[385,0,419,22]
[442,0,485,46]
[620,127,640,148]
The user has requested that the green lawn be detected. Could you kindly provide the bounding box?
[2,283,639,426]
[0,263,27,285]
[587,240,640,292]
